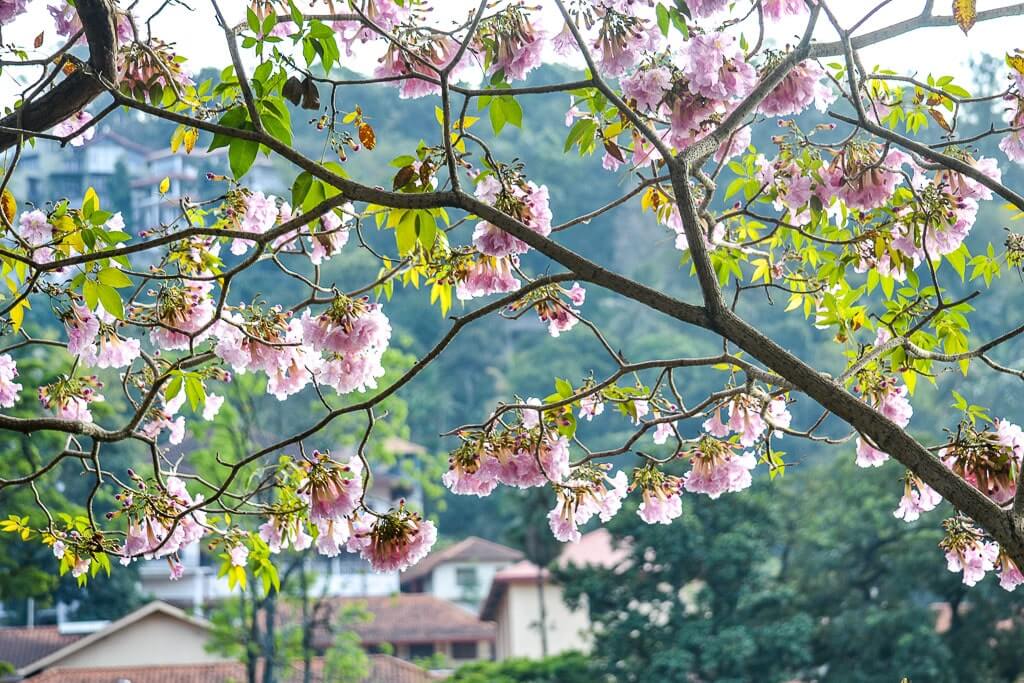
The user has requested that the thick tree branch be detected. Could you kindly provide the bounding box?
[0,0,119,152]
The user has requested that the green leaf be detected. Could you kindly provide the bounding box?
[184,375,206,411]
[97,267,132,288]
[291,172,313,208]
[656,3,670,35]
[165,374,183,401]
[489,99,507,134]
[83,279,99,310]
[228,138,259,179]
[97,284,124,319]
[500,96,522,128]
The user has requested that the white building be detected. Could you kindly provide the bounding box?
[400,536,524,612]
[479,529,630,661]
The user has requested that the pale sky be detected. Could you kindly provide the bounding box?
[0,1,1022,106]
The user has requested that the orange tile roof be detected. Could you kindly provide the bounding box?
[27,662,244,683]
[25,655,438,683]
[310,594,495,647]
[0,626,82,669]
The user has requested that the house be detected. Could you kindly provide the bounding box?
[14,129,150,214]
[3,602,225,680]
[0,601,440,683]
[11,122,282,235]
[400,537,524,611]
[479,529,630,661]
[310,594,496,666]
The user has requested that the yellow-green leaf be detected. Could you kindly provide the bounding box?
[953,0,976,34]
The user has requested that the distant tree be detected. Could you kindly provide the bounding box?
[449,651,597,683]
[320,602,371,683]
[564,458,1024,682]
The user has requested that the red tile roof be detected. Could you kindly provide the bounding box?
[26,662,244,683]
[400,536,523,584]
[25,655,438,683]
[0,626,82,669]
[311,594,495,647]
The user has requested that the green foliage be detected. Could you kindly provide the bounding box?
[450,652,597,683]
[560,459,1024,683]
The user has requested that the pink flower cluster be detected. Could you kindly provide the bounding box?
[64,304,140,369]
[214,308,317,400]
[299,453,365,557]
[308,211,351,265]
[259,515,313,554]
[759,61,835,116]
[375,36,469,99]
[947,539,999,587]
[301,296,392,395]
[479,7,546,82]
[829,145,911,212]
[703,395,791,447]
[999,98,1024,162]
[763,0,808,20]
[893,473,942,522]
[0,354,22,408]
[231,191,280,255]
[445,430,572,496]
[686,0,730,18]
[637,476,684,525]
[149,283,216,351]
[472,175,552,258]
[456,256,522,301]
[53,111,96,147]
[17,210,54,247]
[348,508,437,573]
[854,376,913,468]
[529,283,586,338]
[941,419,1024,504]
[548,468,628,543]
[592,11,660,77]
[38,375,104,423]
[120,476,208,579]
[683,436,757,499]
[0,0,27,23]
[677,33,757,102]
[332,0,409,56]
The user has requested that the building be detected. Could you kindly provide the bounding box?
[479,561,591,661]
[0,601,439,683]
[310,594,496,667]
[479,529,629,660]
[11,121,281,233]
[400,537,524,611]
[1,602,226,680]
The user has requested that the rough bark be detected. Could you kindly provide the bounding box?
[0,0,119,152]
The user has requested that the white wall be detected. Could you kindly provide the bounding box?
[497,582,591,660]
[428,562,510,610]
[44,612,226,669]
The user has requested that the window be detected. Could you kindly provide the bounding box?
[408,643,435,659]
[451,641,478,660]
[455,567,478,589]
